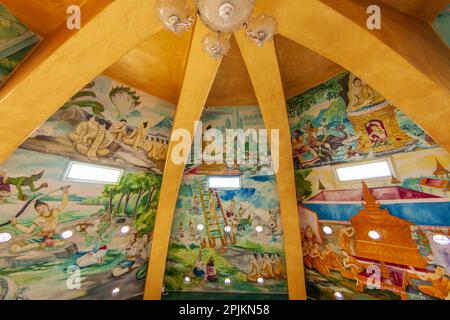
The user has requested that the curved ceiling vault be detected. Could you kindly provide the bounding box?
[0,0,448,300]
[0,0,448,165]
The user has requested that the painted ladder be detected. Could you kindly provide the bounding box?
[196,179,231,248]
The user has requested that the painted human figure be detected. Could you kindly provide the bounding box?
[81,116,99,146]
[322,243,344,272]
[291,129,320,167]
[226,199,236,218]
[0,169,11,203]
[177,222,184,239]
[188,221,196,242]
[204,256,218,282]
[69,114,95,145]
[310,243,330,276]
[247,253,261,282]
[10,186,70,253]
[111,119,128,141]
[261,253,275,279]
[366,120,389,148]
[193,250,205,278]
[341,250,362,279]
[190,194,200,216]
[339,225,356,255]
[209,191,218,223]
[271,253,284,279]
[408,266,450,300]
[302,240,313,269]
[348,76,382,112]
[123,121,149,151]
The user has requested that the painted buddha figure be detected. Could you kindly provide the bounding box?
[347,74,384,112]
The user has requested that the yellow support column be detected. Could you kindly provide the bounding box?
[144,21,228,300]
[235,31,307,300]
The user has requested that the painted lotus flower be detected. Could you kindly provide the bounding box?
[109,85,141,119]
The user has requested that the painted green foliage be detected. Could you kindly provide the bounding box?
[294,170,312,203]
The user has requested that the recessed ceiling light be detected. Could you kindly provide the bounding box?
[322,226,333,235]
[112,287,120,295]
[184,276,191,283]
[0,232,12,243]
[224,226,232,233]
[197,224,204,231]
[368,230,381,240]
[334,292,344,300]
[257,277,264,284]
[224,278,231,284]
[256,226,263,233]
[433,234,449,246]
[61,230,73,239]
[120,225,130,234]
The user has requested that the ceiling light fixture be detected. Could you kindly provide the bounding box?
[155,0,278,59]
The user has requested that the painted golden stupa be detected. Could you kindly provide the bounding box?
[350,182,427,268]
[346,74,415,154]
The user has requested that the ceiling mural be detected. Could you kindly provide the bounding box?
[288,72,438,170]
[0,4,40,87]
[185,106,274,176]
[21,75,175,174]
[0,149,162,300]
[0,75,173,300]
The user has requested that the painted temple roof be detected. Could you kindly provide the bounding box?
[308,186,441,202]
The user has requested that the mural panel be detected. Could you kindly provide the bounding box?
[0,76,172,300]
[21,76,175,173]
[0,149,161,300]
[163,174,288,298]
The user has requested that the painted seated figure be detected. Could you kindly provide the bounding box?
[261,253,275,279]
[0,169,11,203]
[193,251,205,278]
[10,186,69,253]
[408,265,450,300]
[204,256,218,282]
[322,243,344,272]
[271,253,284,279]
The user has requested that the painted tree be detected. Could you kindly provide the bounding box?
[101,171,162,235]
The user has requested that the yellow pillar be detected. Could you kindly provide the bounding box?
[144,21,228,300]
[0,0,162,164]
[235,31,307,300]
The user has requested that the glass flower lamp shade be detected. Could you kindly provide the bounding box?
[202,32,231,59]
[245,14,278,46]
[196,0,255,33]
[155,0,195,34]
